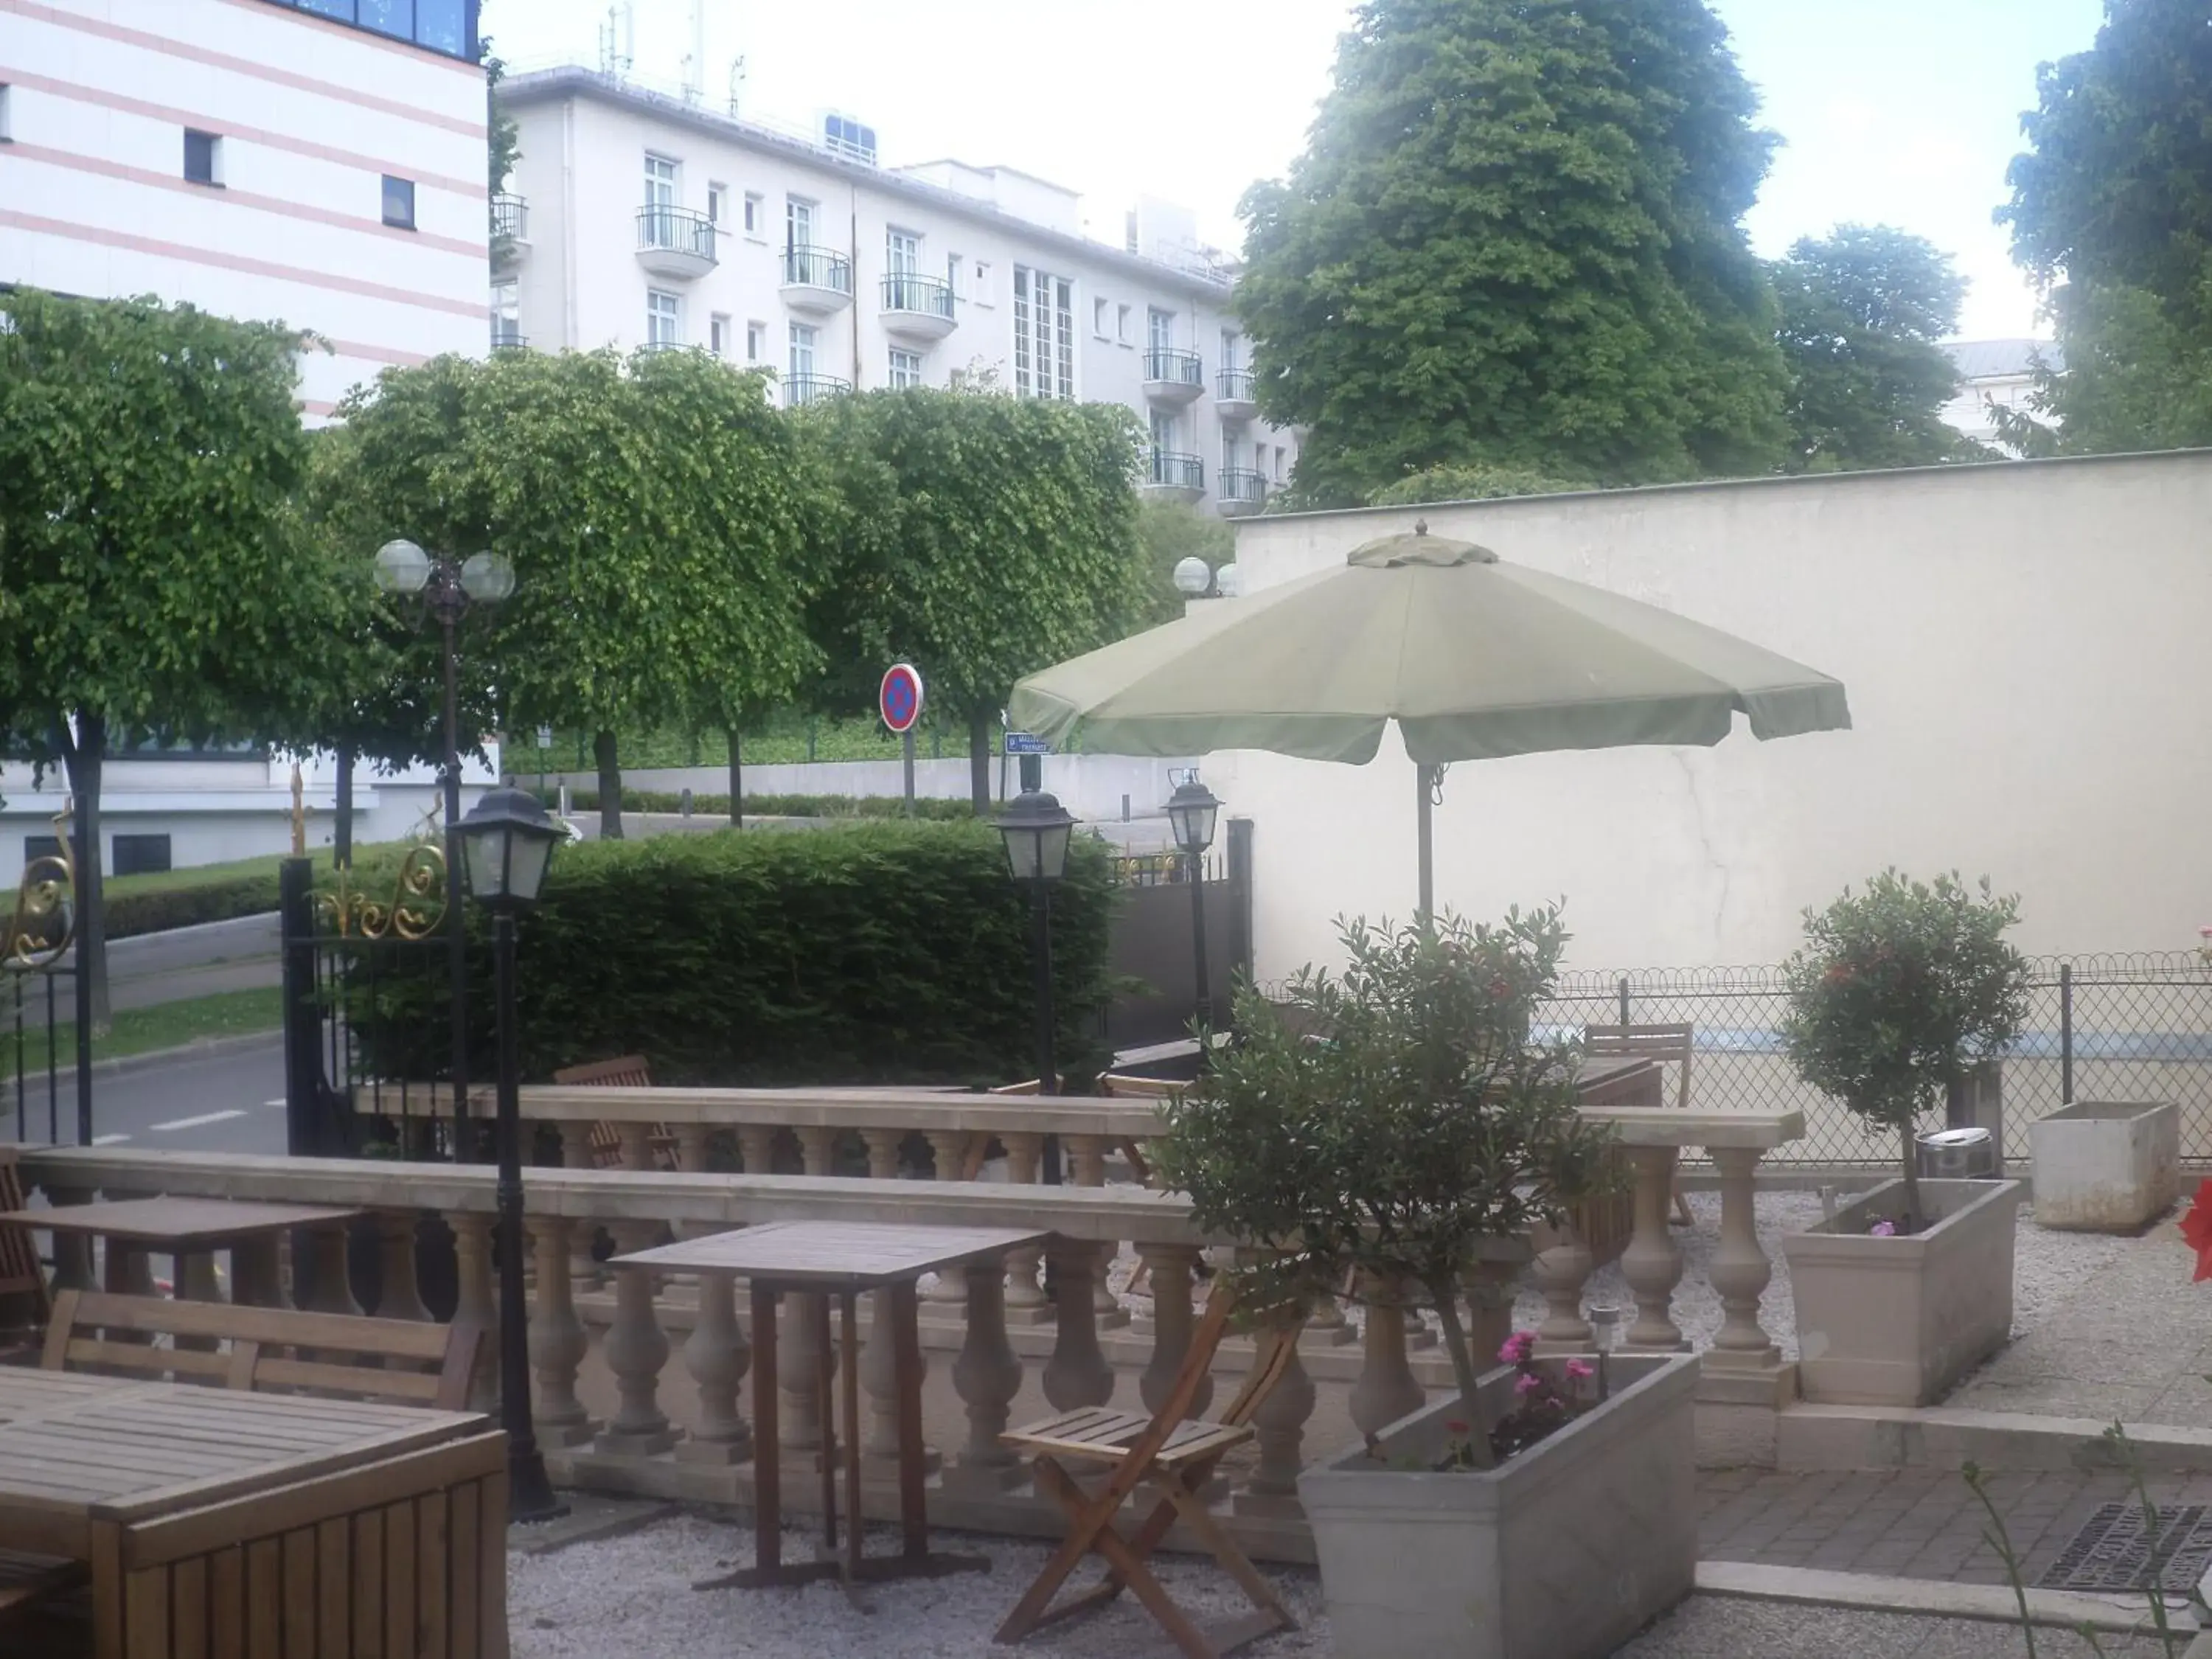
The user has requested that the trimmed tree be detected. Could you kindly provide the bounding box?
[1236,0,1790,504]
[324,348,824,839]
[1780,872,2034,1233]
[1772,225,1981,473]
[0,289,349,1023]
[796,387,1146,810]
[1998,0,2212,453]
[1133,499,1233,629]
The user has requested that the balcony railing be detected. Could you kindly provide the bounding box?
[1143,347,1204,388]
[489,321,526,351]
[636,206,717,267]
[783,373,852,408]
[782,246,853,293]
[1148,448,1205,491]
[491,192,527,244]
[1219,467,1267,505]
[1217,367,1256,406]
[880,274,956,320]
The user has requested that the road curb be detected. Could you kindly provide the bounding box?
[51,1029,284,1083]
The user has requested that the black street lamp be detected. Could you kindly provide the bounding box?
[1165,773,1221,1029]
[455,785,566,1525]
[375,538,514,1160]
[995,788,1076,1185]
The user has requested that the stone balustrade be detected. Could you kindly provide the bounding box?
[13,1107,1808,1551]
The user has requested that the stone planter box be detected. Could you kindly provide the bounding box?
[1299,1352,1698,1659]
[2030,1100,2179,1231]
[1783,1177,2023,1406]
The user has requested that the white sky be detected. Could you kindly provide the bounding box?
[483,0,2107,340]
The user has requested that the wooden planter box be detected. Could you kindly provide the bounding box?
[1298,1354,1698,1659]
[2030,1100,2180,1231]
[1782,1177,2023,1406]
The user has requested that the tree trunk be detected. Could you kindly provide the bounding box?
[62,712,111,1035]
[1426,1273,1497,1469]
[593,729,623,840]
[1899,1122,1924,1235]
[334,743,355,867]
[967,708,991,814]
[726,730,742,829]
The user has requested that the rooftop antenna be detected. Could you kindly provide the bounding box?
[597,3,633,75]
[728,55,747,117]
[681,0,705,103]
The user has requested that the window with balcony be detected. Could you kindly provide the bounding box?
[888,348,922,389]
[183,128,221,187]
[1221,327,1242,369]
[789,321,817,380]
[381,175,416,230]
[489,279,521,349]
[787,196,816,251]
[1013,266,1074,400]
[644,153,677,209]
[647,289,682,348]
[1148,308,1174,352]
[887,228,919,275]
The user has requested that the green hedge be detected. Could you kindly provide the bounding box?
[105,874,282,939]
[358,820,1117,1088]
[545,787,975,821]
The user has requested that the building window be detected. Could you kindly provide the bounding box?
[0,85,13,144]
[1093,298,1110,338]
[888,347,922,389]
[381,175,416,230]
[945,252,962,298]
[644,153,677,208]
[973,260,994,306]
[1012,266,1074,400]
[23,835,62,869]
[490,279,520,349]
[886,227,919,274]
[1220,327,1241,369]
[647,289,682,347]
[789,321,818,380]
[745,321,766,362]
[1273,445,1287,481]
[183,128,221,186]
[1116,304,1132,345]
[787,195,816,251]
[112,833,173,877]
[706,183,726,225]
[279,0,471,60]
[742,192,762,235]
[1148,307,1175,352]
[710,313,731,356]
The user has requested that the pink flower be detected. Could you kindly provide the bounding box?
[1498,1331,1536,1365]
[1564,1359,1594,1381]
[1871,1220,1897,1237]
[1514,1372,1543,1395]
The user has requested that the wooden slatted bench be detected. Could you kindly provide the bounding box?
[0,1547,85,1613]
[41,1290,485,1411]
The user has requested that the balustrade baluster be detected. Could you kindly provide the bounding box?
[298,1226,362,1318]
[1137,1245,1210,1418]
[737,1125,776,1178]
[1531,1221,1596,1354]
[1620,1146,1688,1350]
[450,1212,499,1411]
[1237,1325,1316,1518]
[1066,1136,1128,1330]
[946,1256,1023,1492]
[779,1129,838,1450]
[374,1213,431,1324]
[1349,1273,1425,1440]
[922,1131,970,1310]
[678,1270,752,1464]
[860,1129,902,1180]
[558,1124,603,1290]
[1040,1238,1113,1410]
[999,1133,1051,1325]
[529,1217,597,1447]
[597,1252,679,1455]
[1706,1147,1781,1367]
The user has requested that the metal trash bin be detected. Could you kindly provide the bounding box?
[1916,1126,1999,1180]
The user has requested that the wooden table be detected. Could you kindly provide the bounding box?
[611,1220,1046,1598]
[0,1369,507,1658]
[0,1195,362,1301]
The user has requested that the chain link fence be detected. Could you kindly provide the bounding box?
[1534,953,2212,1167]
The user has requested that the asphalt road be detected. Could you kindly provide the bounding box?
[4,1034,288,1154]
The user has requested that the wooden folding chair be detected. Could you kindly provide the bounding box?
[995,1284,1298,1658]
[0,1147,49,1360]
[1585,1022,1697,1225]
[557,1053,678,1171]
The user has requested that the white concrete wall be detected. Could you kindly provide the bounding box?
[0,0,490,417]
[501,72,1295,512]
[1222,451,2212,981]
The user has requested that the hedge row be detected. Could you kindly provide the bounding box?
[105,874,282,939]
[355,819,1117,1088]
[543,788,976,821]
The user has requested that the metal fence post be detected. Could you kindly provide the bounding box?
[2059,961,2073,1106]
[279,858,324,1156]
[1617,975,1631,1029]
[1225,816,1256,994]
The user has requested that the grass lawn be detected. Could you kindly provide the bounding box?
[1,986,284,1068]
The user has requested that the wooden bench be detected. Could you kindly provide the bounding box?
[566,1053,681,1171]
[0,1547,85,1615]
[41,1290,484,1410]
[0,1147,49,1362]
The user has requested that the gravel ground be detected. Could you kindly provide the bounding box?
[509,1510,1331,1658]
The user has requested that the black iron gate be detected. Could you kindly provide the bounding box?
[4,807,90,1145]
[279,845,472,1161]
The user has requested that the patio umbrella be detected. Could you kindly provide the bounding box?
[1009,522,1851,917]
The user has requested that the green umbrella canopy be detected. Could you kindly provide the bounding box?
[1010,524,1849,765]
[1009,523,1851,917]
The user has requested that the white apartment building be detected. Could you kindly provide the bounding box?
[0,0,492,418]
[0,0,497,879]
[1941,338,2065,454]
[495,68,1298,516]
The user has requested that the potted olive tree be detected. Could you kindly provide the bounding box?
[1154,907,1698,1659]
[1778,871,2034,1405]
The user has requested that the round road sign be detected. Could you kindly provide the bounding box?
[879,662,925,734]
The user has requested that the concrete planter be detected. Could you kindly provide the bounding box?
[1783,1177,2024,1406]
[2030,1100,2179,1231]
[1299,1353,1698,1659]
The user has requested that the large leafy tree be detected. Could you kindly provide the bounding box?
[0,290,354,1023]
[1997,0,2212,453]
[321,348,824,838]
[1772,225,1978,473]
[798,388,1146,810]
[1236,0,1790,505]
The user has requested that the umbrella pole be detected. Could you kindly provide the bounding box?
[1416,763,1434,925]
